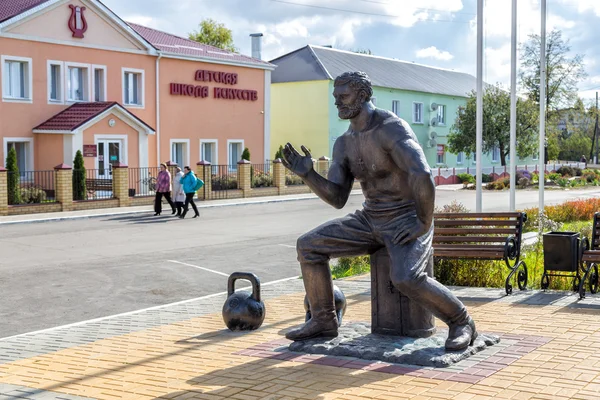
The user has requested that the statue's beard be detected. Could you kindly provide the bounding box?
[337,101,362,119]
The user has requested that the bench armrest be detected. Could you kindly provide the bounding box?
[504,235,519,261]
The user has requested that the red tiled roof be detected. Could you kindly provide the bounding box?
[33,102,154,132]
[0,0,50,23]
[127,22,272,67]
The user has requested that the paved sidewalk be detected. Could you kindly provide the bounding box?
[0,191,364,225]
[1,274,600,399]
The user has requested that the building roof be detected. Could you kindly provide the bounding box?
[0,0,272,69]
[33,102,154,132]
[270,45,480,98]
[0,0,50,23]
[127,22,272,68]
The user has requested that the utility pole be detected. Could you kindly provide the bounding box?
[538,0,546,233]
[595,92,599,164]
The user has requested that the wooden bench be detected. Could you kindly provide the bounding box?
[578,212,600,298]
[85,178,113,197]
[433,212,528,295]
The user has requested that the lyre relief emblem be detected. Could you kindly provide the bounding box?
[68,5,88,38]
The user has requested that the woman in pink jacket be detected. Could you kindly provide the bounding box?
[154,163,176,216]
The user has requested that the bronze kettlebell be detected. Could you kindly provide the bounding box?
[304,284,347,325]
[222,272,265,331]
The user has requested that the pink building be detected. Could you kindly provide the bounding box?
[0,0,273,176]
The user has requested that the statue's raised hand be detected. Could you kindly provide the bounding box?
[281,143,313,177]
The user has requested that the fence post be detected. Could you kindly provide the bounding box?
[0,167,7,216]
[197,161,211,200]
[237,159,251,197]
[54,163,73,212]
[317,156,330,176]
[112,162,130,207]
[273,159,286,194]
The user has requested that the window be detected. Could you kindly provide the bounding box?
[532,152,538,161]
[392,100,399,116]
[436,145,445,164]
[66,64,89,101]
[93,65,107,102]
[4,138,33,177]
[371,97,377,106]
[228,140,244,170]
[123,68,144,107]
[413,102,423,123]
[2,56,32,102]
[437,104,446,125]
[457,152,464,164]
[201,140,218,164]
[492,146,500,162]
[48,61,63,103]
[170,140,189,167]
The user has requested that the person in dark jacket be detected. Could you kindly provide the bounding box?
[154,163,176,216]
[179,166,200,219]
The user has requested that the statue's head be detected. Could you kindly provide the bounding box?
[333,71,373,120]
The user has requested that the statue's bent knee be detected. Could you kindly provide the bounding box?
[296,233,329,264]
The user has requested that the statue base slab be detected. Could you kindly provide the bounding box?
[288,322,500,368]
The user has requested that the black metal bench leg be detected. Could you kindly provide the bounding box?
[579,262,597,299]
[505,261,527,296]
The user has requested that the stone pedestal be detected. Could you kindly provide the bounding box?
[371,248,436,338]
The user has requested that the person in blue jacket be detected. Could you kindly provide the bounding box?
[179,166,200,219]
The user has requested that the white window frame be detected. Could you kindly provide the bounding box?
[413,102,424,124]
[437,104,446,125]
[3,137,34,173]
[436,145,445,165]
[64,61,91,103]
[200,139,218,165]
[457,152,464,165]
[122,67,145,108]
[492,146,500,163]
[92,64,107,102]
[392,100,399,116]
[227,139,244,170]
[170,139,190,168]
[1,55,33,103]
[47,60,64,104]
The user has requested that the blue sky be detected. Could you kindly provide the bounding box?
[102,0,600,105]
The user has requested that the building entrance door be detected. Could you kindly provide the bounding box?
[97,140,122,179]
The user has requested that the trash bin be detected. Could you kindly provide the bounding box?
[541,231,581,291]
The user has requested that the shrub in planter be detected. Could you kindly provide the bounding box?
[434,200,470,213]
[556,166,574,177]
[6,147,21,205]
[548,172,561,182]
[72,150,86,201]
[574,167,582,176]
[481,173,492,183]
[456,173,474,187]
[286,174,304,186]
[252,172,273,187]
[20,186,47,203]
[518,177,530,188]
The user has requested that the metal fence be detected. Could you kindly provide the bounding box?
[129,167,159,197]
[251,162,274,188]
[73,169,114,200]
[7,170,56,205]
[211,165,238,199]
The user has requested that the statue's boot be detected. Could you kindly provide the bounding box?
[286,264,338,341]
[398,273,477,351]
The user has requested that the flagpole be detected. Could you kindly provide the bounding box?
[538,0,546,232]
[509,0,517,211]
[476,0,484,212]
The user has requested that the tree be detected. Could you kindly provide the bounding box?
[519,29,587,111]
[72,150,86,201]
[188,18,236,52]
[6,147,21,205]
[275,145,284,160]
[448,84,539,166]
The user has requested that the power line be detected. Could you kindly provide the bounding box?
[268,0,473,23]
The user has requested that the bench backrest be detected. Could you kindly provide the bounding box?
[433,212,526,254]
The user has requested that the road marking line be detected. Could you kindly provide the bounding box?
[278,244,296,248]
[167,260,230,277]
[0,276,299,341]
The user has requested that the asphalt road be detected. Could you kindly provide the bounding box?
[1,186,600,338]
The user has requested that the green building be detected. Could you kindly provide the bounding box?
[270,45,537,168]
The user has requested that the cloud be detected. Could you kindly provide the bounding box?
[557,0,600,17]
[416,46,454,61]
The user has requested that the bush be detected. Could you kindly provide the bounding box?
[6,147,21,205]
[212,176,238,190]
[252,172,273,187]
[548,172,561,182]
[72,150,86,201]
[274,145,284,160]
[241,147,250,162]
[556,166,574,177]
[516,170,532,181]
[518,177,530,188]
[521,197,600,226]
[481,173,492,183]
[434,200,470,214]
[487,177,509,190]
[457,173,474,184]
[20,186,47,203]
[556,177,569,187]
[331,256,370,280]
[574,167,582,176]
[286,174,304,186]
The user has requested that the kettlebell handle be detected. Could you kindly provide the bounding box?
[227,272,261,302]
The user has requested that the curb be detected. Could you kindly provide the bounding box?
[0,191,362,226]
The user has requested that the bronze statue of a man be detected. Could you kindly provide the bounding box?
[282,71,477,351]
